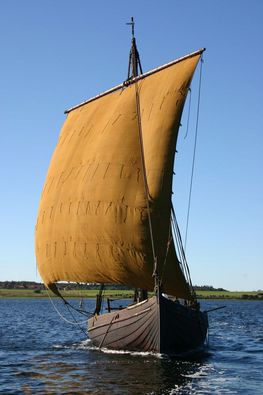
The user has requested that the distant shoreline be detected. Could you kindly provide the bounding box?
[0,288,262,300]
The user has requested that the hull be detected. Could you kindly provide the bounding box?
[88,294,208,355]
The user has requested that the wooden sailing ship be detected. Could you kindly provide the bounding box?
[35,19,208,356]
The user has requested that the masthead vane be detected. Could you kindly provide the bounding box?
[126,16,135,38]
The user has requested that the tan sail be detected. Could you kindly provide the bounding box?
[35,51,202,300]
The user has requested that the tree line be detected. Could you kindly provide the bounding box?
[0,281,227,292]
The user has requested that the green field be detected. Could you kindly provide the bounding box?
[0,288,135,299]
[0,288,262,300]
[195,290,262,299]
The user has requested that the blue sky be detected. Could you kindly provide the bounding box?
[0,1,262,291]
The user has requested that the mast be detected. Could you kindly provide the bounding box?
[126,18,148,301]
[126,17,143,80]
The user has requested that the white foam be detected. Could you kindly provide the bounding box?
[182,364,213,379]
[99,347,162,358]
[52,339,91,350]
[61,339,163,358]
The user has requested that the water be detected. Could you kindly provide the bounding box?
[0,298,262,394]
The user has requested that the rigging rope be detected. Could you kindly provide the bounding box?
[134,81,158,277]
[160,222,173,281]
[171,206,194,294]
[46,287,88,326]
[44,284,101,337]
[184,56,204,251]
[65,303,88,336]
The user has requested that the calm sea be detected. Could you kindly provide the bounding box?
[0,297,262,394]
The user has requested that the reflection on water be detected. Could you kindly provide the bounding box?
[13,346,209,395]
[0,298,263,394]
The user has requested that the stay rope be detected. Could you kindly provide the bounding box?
[184,56,204,251]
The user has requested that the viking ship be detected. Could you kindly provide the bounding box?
[35,19,208,356]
